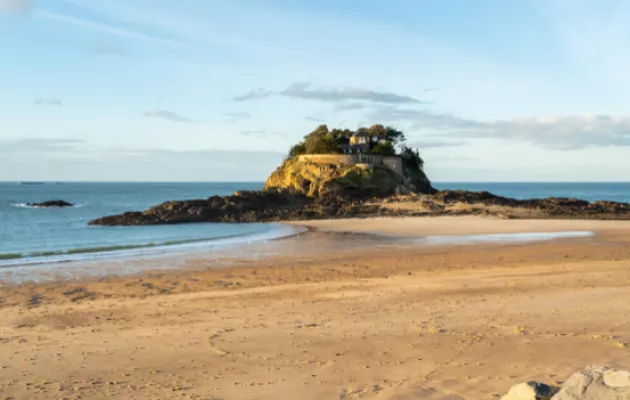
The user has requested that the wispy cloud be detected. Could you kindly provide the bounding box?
[233,89,273,102]
[222,112,251,121]
[409,140,466,148]
[240,130,266,137]
[0,138,85,154]
[1,138,284,180]
[305,116,324,122]
[234,83,427,105]
[36,10,181,47]
[89,42,129,57]
[34,98,62,106]
[144,110,193,123]
[335,102,370,112]
[370,107,630,150]
[0,0,31,14]
[538,1,630,91]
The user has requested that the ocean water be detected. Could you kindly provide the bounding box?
[1,181,629,267]
[433,182,630,203]
[0,182,296,266]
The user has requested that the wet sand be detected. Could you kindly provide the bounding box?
[294,215,630,236]
[2,216,630,399]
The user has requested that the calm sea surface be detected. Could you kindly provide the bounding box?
[1,181,630,266]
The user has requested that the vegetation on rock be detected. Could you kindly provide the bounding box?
[288,124,412,158]
[264,157,404,198]
[277,124,435,198]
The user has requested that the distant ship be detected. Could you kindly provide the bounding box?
[19,182,45,185]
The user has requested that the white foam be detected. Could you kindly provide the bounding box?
[11,203,84,209]
[0,223,306,269]
[420,230,593,245]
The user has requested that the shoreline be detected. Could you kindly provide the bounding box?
[2,216,630,398]
[2,216,625,285]
[1,215,627,291]
[0,223,306,271]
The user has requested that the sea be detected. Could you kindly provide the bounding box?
[1,181,630,267]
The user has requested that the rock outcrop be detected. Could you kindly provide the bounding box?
[552,365,630,399]
[89,189,630,226]
[500,366,630,400]
[432,190,630,218]
[263,157,436,198]
[27,200,73,208]
[89,190,377,226]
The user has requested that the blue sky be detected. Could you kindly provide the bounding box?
[2,0,630,181]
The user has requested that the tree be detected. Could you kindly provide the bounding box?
[370,141,396,156]
[303,125,340,154]
[384,126,406,147]
[400,145,425,177]
[366,124,387,145]
[288,142,307,158]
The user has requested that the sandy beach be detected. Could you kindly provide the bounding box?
[2,216,630,399]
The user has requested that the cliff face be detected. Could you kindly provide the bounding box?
[263,157,436,198]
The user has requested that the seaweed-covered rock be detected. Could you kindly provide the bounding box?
[27,200,73,208]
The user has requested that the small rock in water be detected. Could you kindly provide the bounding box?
[501,381,558,400]
[27,200,73,208]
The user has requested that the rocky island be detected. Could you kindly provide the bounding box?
[89,124,630,226]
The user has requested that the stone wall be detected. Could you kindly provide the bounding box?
[297,154,403,175]
[383,156,403,176]
[297,154,363,166]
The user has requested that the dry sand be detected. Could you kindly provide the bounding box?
[1,216,630,399]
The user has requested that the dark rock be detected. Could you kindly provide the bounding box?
[89,189,630,227]
[434,190,630,217]
[89,190,363,226]
[27,200,74,208]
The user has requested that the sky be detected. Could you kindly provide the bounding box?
[2,0,630,182]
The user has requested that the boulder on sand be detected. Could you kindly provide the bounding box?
[500,366,630,400]
[500,382,558,400]
[552,365,630,399]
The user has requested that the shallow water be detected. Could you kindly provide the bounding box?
[0,182,268,265]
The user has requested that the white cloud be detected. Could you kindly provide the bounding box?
[235,83,427,105]
[370,107,630,150]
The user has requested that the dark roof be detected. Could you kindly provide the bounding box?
[352,131,369,137]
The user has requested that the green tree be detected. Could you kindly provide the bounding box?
[384,126,406,147]
[370,140,396,156]
[288,142,307,158]
[400,145,425,178]
[303,125,340,154]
